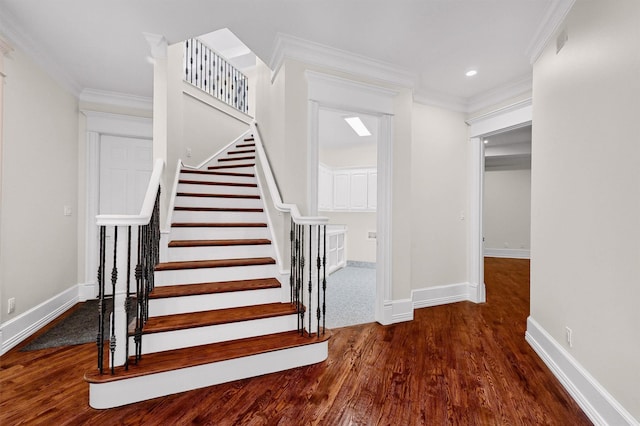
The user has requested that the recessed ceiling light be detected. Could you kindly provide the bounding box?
[483,139,489,144]
[466,69,478,77]
[344,117,371,137]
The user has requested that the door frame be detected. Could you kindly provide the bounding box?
[82,111,152,301]
[306,71,398,325]
[466,98,532,302]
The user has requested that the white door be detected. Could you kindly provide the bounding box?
[98,135,152,294]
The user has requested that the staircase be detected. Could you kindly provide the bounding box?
[85,135,330,409]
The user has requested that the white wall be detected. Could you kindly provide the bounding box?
[483,168,531,255]
[410,103,469,289]
[530,0,640,421]
[320,143,377,168]
[0,47,79,322]
[324,212,376,263]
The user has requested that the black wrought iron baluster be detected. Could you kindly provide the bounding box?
[308,224,312,338]
[299,224,305,335]
[109,227,118,374]
[289,219,294,304]
[125,226,132,371]
[97,226,106,374]
[322,225,327,335]
[134,226,143,363]
[316,225,321,338]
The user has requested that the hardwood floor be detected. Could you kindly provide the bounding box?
[0,258,591,425]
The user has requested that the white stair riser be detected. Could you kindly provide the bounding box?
[155,264,277,286]
[171,210,266,223]
[177,183,259,196]
[89,340,328,409]
[211,159,256,167]
[169,226,270,241]
[167,244,274,262]
[206,166,255,174]
[174,196,263,209]
[179,173,255,185]
[131,314,298,355]
[148,287,283,316]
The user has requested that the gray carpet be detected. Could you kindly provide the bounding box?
[21,299,125,351]
[324,265,376,329]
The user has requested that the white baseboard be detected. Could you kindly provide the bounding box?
[79,281,98,301]
[526,317,639,426]
[0,284,79,355]
[484,248,530,259]
[391,299,413,323]
[412,282,469,309]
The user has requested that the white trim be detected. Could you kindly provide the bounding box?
[80,89,153,112]
[467,98,533,137]
[412,283,469,309]
[82,110,153,138]
[484,248,531,259]
[305,71,398,115]
[467,99,532,302]
[387,299,413,324]
[0,285,79,355]
[466,75,533,114]
[526,317,639,426]
[270,33,416,89]
[526,0,576,65]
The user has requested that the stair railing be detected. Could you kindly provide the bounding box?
[251,121,329,337]
[184,38,249,114]
[95,159,164,374]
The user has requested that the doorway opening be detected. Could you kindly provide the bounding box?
[482,125,532,260]
[317,107,379,328]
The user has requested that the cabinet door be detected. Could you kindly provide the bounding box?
[349,171,368,209]
[333,172,350,209]
[368,171,377,210]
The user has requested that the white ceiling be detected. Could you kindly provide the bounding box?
[319,108,378,149]
[0,0,569,110]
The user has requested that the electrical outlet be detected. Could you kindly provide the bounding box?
[565,326,573,348]
[186,148,192,158]
[8,298,15,314]
[64,205,72,216]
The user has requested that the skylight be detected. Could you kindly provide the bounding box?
[344,117,371,137]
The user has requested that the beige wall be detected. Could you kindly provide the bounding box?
[410,103,469,289]
[320,143,377,168]
[0,47,79,321]
[483,168,531,251]
[531,0,640,419]
[325,212,376,263]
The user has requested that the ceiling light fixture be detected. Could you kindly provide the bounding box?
[483,139,489,144]
[344,116,371,137]
[465,69,478,77]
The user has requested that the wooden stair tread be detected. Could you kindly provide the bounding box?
[178,179,257,188]
[168,238,271,247]
[171,222,267,228]
[155,257,275,271]
[208,163,255,170]
[228,149,255,155]
[138,302,297,334]
[84,329,331,384]
[173,206,264,212]
[236,143,255,148]
[181,169,255,177]
[149,278,281,299]
[218,156,255,162]
[176,192,260,199]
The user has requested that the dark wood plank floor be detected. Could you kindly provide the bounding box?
[0,258,591,425]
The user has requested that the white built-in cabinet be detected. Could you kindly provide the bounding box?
[319,164,377,212]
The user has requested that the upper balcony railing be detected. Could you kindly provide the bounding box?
[184,38,249,114]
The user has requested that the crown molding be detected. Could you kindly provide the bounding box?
[413,89,468,113]
[269,33,417,89]
[465,98,532,128]
[0,8,81,96]
[80,88,153,112]
[526,0,576,65]
[466,74,532,113]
